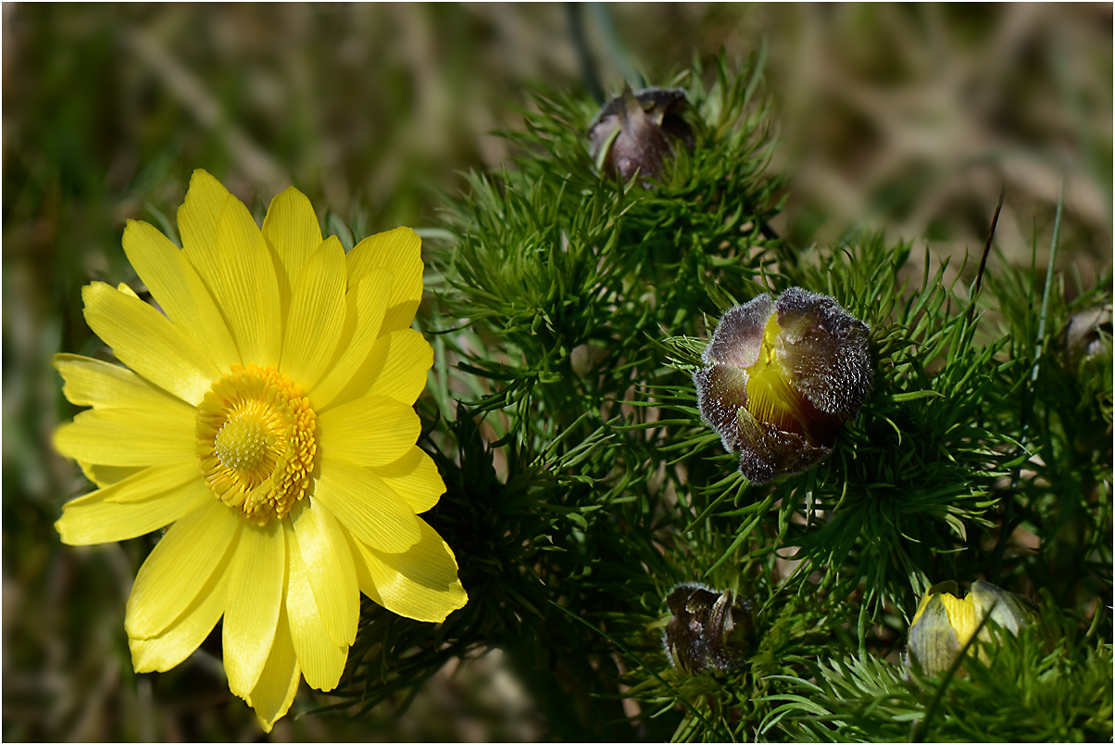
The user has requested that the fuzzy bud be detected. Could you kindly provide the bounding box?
[905,580,1039,676]
[1063,303,1112,372]
[588,86,695,184]
[663,583,754,675]
[694,288,873,484]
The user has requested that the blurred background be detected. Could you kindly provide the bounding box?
[3,3,1110,741]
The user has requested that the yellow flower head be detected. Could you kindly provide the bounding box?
[906,580,1037,676]
[53,170,467,731]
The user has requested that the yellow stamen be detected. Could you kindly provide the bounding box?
[196,364,317,525]
[745,313,806,434]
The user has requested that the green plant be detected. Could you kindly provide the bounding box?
[324,53,1112,741]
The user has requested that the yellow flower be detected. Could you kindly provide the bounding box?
[53,170,468,731]
[906,580,1037,676]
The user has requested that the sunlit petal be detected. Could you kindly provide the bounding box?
[286,527,348,691]
[81,282,220,405]
[247,605,301,734]
[348,518,467,623]
[290,502,359,647]
[223,519,286,698]
[310,269,392,412]
[56,463,211,545]
[211,197,283,368]
[313,458,421,553]
[262,185,323,317]
[125,498,240,639]
[54,354,198,415]
[325,328,432,411]
[130,548,232,673]
[368,446,445,515]
[280,236,347,392]
[346,227,423,334]
[54,405,196,467]
[122,219,240,372]
[316,395,420,468]
[177,169,232,291]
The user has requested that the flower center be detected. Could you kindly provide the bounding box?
[196,364,317,525]
[745,313,802,433]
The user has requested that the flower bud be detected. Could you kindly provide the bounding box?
[1062,303,1112,372]
[588,86,695,184]
[694,288,873,484]
[663,583,754,675]
[905,580,1038,676]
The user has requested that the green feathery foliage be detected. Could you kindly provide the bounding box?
[323,52,1112,742]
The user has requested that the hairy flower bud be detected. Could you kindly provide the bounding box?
[905,580,1039,676]
[694,288,873,484]
[663,583,754,675]
[588,86,695,184]
[1063,303,1112,372]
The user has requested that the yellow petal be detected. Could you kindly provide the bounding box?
[280,236,347,392]
[121,219,240,373]
[125,498,240,639]
[81,281,221,405]
[940,593,981,647]
[290,502,359,647]
[262,186,323,318]
[316,395,420,468]
[247,608,302,734]
[346,227,423,335]
[312,458,420,554]
[130,552,231,673]
[56,463,211,545]
[223,519,286,698]
[211,197,283,368]
[324,328,432,412]
[286,527,348,691]
[349,518,467,623]
[54,354,197,415]
[907,594,961,676]
[177,169,233,289]
[309,270,392,412]
[54,404,196,467]
[78,461,144,488]
[368,446,445,515]
[365,329,433,403]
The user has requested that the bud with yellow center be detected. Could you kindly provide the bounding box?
[694,288,873,484]
[906,580,1039,676]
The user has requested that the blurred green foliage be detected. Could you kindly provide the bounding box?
[4,3,1111,742]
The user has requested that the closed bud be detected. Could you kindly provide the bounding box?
[905,580,1039,676]
[663,583,754,675]
[588,86,695,184]
[694,288,873,484]
[1063,303,1112,372]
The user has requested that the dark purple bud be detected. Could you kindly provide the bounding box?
[663,583,754,675]
[588,86,695,184]
[694,288,873,483]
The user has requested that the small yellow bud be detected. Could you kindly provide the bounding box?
[906,580,1039,676]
